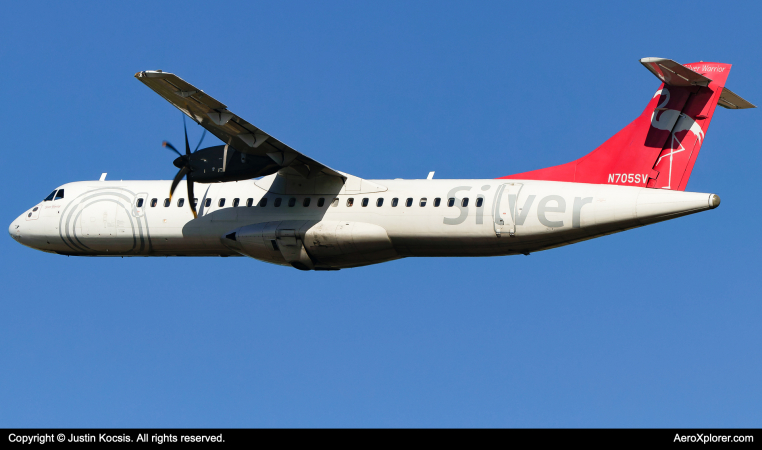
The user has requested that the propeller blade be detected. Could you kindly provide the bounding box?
[194,129,207,152]
[163,141,183,158]
[183,116,191,156]
[169,165,190,200]
[187,178,198,219]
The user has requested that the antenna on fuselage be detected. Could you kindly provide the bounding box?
[427,171,435,180]
[99,173,107,181]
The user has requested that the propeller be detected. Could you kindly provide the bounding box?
[163,117,206,219]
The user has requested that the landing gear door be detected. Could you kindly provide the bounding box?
[493,183,523,237]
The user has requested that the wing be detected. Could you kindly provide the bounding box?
[135,70,344,180]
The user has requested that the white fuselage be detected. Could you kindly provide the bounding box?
[9,174,719,270]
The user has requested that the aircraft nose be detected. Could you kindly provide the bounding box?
[9,216,22,242]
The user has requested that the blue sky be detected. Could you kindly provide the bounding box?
[2,0,760,427]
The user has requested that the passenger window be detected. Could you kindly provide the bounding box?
[361,198,369,207]
[419,198,427,207]
[178,198,185,207]
[288,198,296,207]
[346,198,354,207]
[405,198,413,207]
[218,198,226,207]
[205,198,212,207]
[259,198,268,207]
[462,198,469,207]
[434,198,441,207]
[150,198,158,207]
[233,198,240,207]
[331,198,339,207]
[136,198,144,207]
[318,198,325,207]
[192,198,198,207]
[274,198,282,207]
[54,189,64,200]
[164,198,170,207]
[448,198,455,207]
[377,198,384,207]
[43,190,57,202]
[246,198,254,207]
[303,198,311,207]
[392,198,399,207]
[476,197,484,207]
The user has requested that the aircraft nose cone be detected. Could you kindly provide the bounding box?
[9,217,21,242]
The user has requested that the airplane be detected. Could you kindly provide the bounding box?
[8,58,755,270]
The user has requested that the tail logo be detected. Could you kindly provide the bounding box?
[650,88,705,189]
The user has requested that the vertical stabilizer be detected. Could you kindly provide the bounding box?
[501,58,754,190]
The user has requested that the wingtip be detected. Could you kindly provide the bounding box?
[136,70,168,79]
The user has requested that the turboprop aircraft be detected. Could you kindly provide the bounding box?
[9,58,754,270]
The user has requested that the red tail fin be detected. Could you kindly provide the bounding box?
[501,58,754,190]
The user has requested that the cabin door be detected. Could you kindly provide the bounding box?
[493,183,523,237]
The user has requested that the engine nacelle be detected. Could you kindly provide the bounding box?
[221,220,399,270]
[179,145,281,184]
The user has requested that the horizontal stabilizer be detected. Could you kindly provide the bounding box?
[718,87,756,109]
[640,57,712,87]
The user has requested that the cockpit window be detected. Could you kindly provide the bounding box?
[43,190,57,202]
[54,189,64,200]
